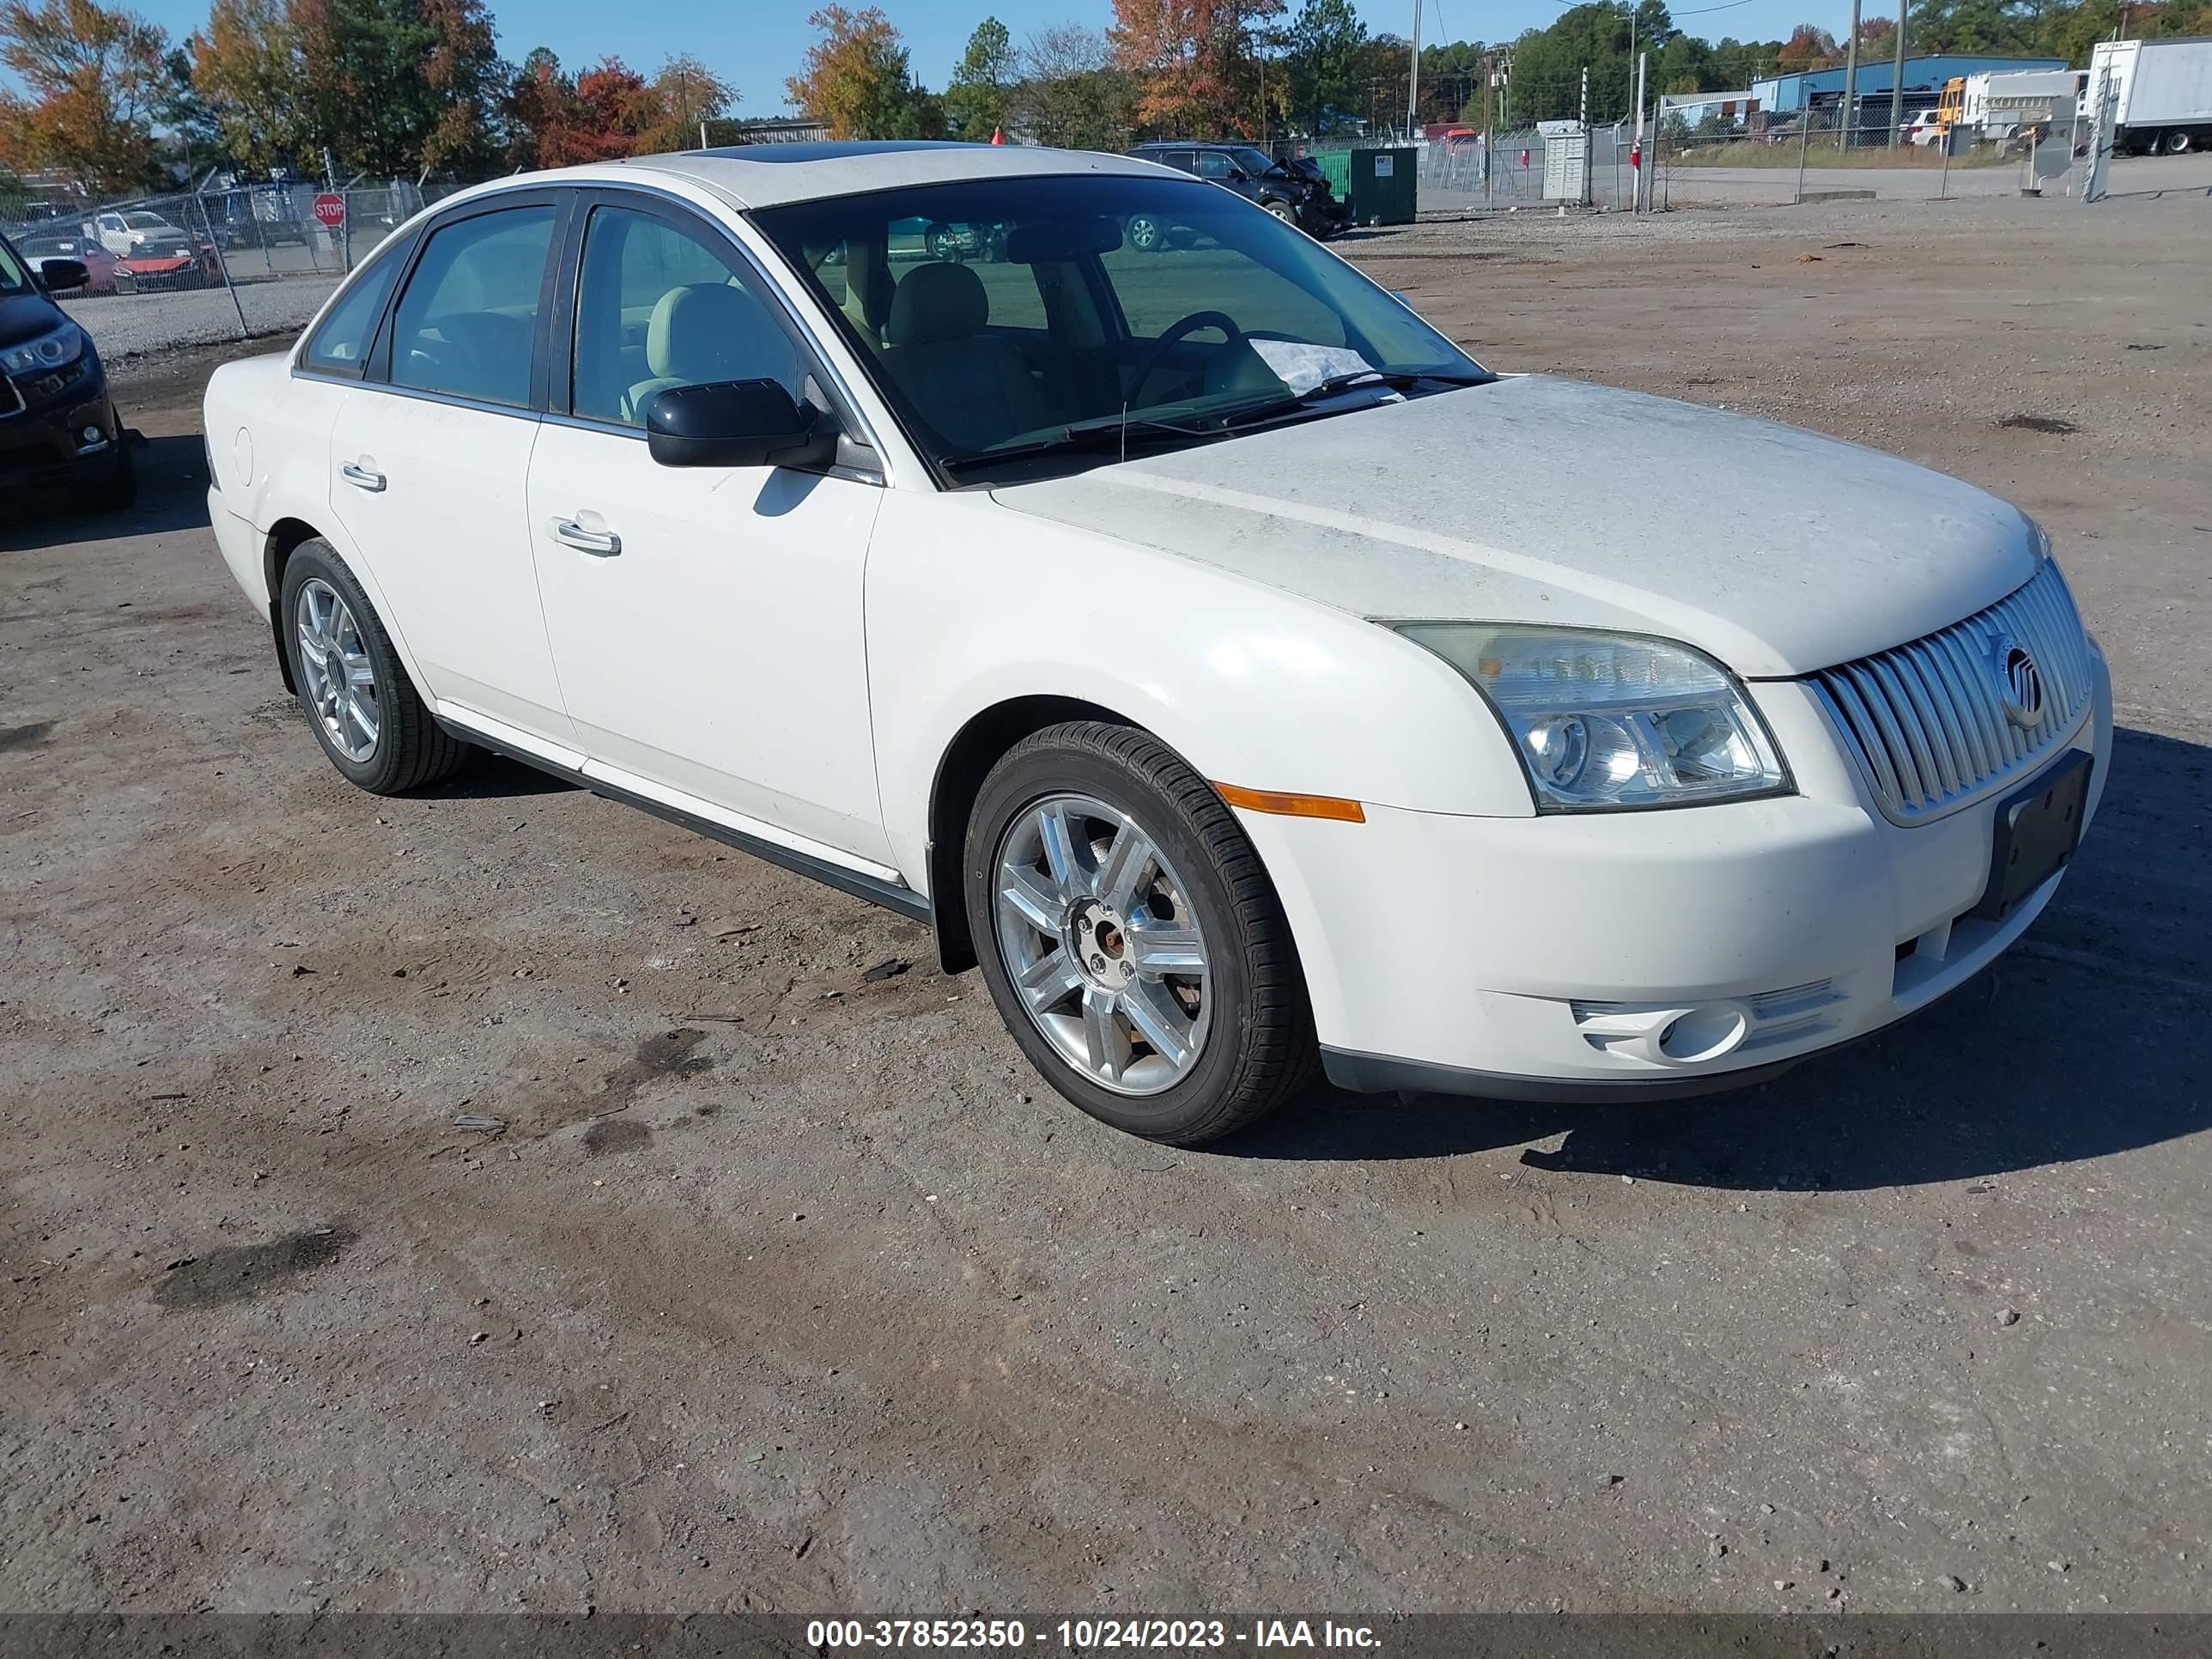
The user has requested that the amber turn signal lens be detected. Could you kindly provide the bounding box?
[1212,782,1366,823]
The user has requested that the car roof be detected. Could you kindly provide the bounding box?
[577,142,1166,210]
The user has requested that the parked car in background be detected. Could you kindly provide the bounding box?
[204,142,2109,1147]
[9,228,118,295]
[1123,143,1346,246]
[1282,156,1353,235]
[94,208,185,255]
[0,227,134,511]
[1905,109,1948,146]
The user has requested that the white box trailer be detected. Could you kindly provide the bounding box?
[2087,37,2212,155]
[1962,69,2081,139]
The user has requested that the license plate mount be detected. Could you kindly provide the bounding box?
[1973,750,2092,923]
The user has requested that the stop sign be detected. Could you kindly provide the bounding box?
[313,192,346,228]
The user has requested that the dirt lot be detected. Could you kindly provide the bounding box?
[3,193,2209,1617]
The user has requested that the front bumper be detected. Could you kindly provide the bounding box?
[1236,650,2113,1098]
[0,361,122,494]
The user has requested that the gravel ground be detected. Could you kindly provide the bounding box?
[3,193,2209,1616]
[58,275,339,365]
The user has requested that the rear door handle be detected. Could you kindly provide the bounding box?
[340,461,386,492]
[551,518,621,557]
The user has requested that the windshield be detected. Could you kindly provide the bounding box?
[752,173,1487,483]
[1229,147,1281,176]
[125,212,168,228]
[0,235,27,292]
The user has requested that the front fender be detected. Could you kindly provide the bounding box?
[865,488,1534,892]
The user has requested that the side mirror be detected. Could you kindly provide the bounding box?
[37,258,88,294]
[645,379,839,471]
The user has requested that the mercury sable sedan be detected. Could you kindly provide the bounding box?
[203,142,2109,1146]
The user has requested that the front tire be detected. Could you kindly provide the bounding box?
[964,721,1317,1146]
[2164,130,2194,155]
[278,539,474,794]
[1125,212,1166,253]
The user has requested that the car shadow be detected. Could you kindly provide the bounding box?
[414,752,578,800]
[1225,725,2212,1190]
[0,433,211,550]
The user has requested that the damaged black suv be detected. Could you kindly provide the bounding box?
[0,227,132,514]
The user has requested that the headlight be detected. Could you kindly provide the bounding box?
[0,321,88,378]
[1391,623,1790,811]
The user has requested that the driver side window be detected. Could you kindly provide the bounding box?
[1195,151,1237,180]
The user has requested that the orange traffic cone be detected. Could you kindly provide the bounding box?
[990,127,1005,145]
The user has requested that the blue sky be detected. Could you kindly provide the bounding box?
[21,0,1844,112]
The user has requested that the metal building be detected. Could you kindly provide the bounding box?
[1752,54,2067,113]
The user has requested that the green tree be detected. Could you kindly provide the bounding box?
[944,16,1012,138]
[643,53,737,150]
[305,0,503,177]
[1282,0,1366,132]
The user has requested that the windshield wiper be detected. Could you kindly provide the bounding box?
[939,415,1215,474]
[1217,367,1492,428]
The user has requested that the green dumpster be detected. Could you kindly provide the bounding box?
[1310,149,1353,204]
[1348,146,1418,226]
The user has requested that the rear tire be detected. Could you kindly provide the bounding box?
[2164,130,2194,155]
[963,720,1317,1146]
[278,538,474,795]
[1125,212,1166,253]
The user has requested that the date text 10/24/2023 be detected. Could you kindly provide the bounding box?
[805,1620,1383,1650]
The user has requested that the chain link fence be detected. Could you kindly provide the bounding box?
[1,180,428,359]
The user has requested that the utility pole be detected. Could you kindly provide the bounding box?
[1887,0,1908,145]
[1839,0,1863,149]
[1407,0,1423,142]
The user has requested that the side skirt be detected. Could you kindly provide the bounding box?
[431,714,933,927]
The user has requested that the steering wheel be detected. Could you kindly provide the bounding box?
[1125,310,1244,402]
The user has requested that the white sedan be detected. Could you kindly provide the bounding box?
[204,143,2109,1145]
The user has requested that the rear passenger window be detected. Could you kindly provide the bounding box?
[570,205,801,428]
[388,205,556,408]
[302,246,404,374]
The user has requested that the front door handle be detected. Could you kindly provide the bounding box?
[551,518,621,557]
[341,461,386,492]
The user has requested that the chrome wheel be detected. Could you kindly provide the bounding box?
[295,577,379,763]
[993,793,1211,1096]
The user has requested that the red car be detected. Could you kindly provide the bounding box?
[10,228,120,295]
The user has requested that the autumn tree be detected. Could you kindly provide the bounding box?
[188,0,314,173]
[943,16,1012,139]
[504,49,737,167]
[1110,0,1285,137]
[787,6,943,139]
[1774,22,1840,68]
[0,0,170,191]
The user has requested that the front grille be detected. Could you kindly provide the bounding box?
[1807,560,2094,824]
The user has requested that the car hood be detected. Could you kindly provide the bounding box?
[0,289,67,350]
[988,374,2040,677]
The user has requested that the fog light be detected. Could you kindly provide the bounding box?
[81,426,102,445]
[1656,1006,1751,1063]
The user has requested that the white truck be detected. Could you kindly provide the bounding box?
[1960,69,2081,143]
[2086,37,2212,155]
